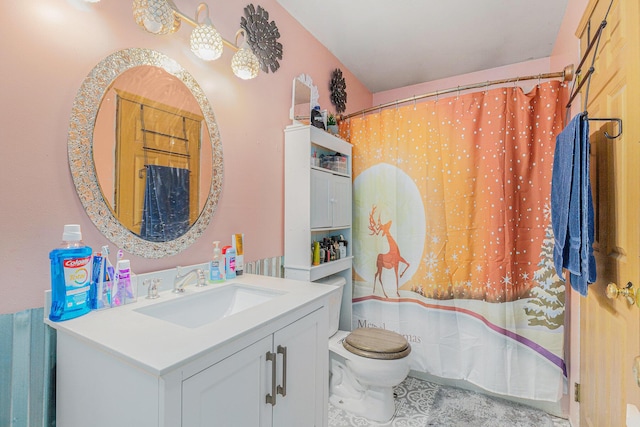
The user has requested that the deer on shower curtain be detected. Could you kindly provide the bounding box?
[345,81,567,401]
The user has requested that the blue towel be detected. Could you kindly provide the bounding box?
[140,165,190,242]
[551,113,596,296]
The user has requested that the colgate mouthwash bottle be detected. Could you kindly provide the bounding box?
[49,224,93,321]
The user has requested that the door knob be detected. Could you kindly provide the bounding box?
[634,356,640,387]
[606,282,638,306]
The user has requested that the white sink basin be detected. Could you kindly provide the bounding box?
[134,283,286,329]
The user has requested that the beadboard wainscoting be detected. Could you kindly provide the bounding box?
[0,307,56,427]
[244,255,284,278]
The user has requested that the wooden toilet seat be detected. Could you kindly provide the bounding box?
[343,327,411,360]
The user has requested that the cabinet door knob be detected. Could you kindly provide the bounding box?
[265,351,277,406]
[277,345,287,397]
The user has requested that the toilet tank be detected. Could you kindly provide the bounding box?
[314,275,346,337]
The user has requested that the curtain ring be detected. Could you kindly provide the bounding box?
[413,96,417,110]
[484,81,489,94]
[456,86,460,100]
[537,75,542,87]
[395,100,399,111]
[435,91,439,103]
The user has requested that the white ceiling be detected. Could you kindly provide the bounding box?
[276,0,569,93]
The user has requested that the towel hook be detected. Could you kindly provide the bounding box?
[588,117,622,139]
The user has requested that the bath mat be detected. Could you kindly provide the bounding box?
[425,385,554,427]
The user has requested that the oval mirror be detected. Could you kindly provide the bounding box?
[68,48,223,258]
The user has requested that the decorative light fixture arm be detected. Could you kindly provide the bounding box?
[132,0,260,79]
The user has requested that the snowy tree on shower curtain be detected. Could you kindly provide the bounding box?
[525,204,565,330]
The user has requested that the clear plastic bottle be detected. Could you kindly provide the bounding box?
[208,241,225,283]
[49,224,93,321]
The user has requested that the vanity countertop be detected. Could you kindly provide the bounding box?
[45,274,333,376]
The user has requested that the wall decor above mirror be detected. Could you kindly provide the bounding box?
[240,4,283,73]
[68,48,223,258]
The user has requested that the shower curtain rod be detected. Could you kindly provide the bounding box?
[341,64,575,120]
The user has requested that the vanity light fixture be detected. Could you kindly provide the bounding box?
[189,4,223,61]
[132,0,180,35]
[231,29,260,80]
[132,0,260,79]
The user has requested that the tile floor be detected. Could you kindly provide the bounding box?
[328,376,571,427]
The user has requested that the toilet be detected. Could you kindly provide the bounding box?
[318,276,411,423]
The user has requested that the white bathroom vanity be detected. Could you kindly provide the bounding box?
[45,273,332,427]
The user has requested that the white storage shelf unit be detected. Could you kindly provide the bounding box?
[284,125,353,331]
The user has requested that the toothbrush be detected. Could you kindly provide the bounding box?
[102,245,114,306]
[103,245,115,282]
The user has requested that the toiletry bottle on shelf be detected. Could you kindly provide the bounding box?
[232,234,244,276]
[209,241,225,283]
[312,241,320,266]
[339,241,346,259]
[222,245,236,279]
[49,224,93,322]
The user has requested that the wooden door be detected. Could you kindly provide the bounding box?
[114,91,202,235]
[577,0,640,425]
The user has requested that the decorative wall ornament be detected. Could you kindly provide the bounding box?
[330,68,347,114]
[240,4,283,73]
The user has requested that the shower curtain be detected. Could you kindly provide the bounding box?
[346,81,567,401]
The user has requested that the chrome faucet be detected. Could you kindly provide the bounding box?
[173,267,206,293]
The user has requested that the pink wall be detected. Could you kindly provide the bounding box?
[373,57,553,106]
[0,0,372,314]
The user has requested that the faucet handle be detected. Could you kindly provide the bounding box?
[196,269,206,287]
[143,278,161,299]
